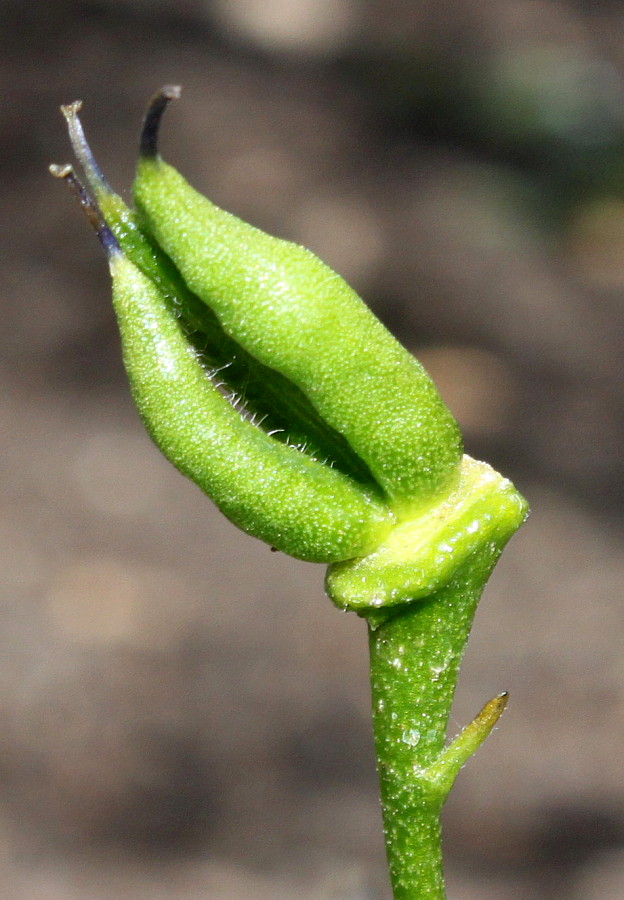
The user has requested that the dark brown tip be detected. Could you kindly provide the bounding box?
[50,163,120,257]
[140,85,182,159]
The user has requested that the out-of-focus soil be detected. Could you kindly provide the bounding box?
[1,2,623,897]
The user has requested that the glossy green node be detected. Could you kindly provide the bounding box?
[326,455,529,614]
[133,88,463,514]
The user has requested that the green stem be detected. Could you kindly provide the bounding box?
[367,547,503,899]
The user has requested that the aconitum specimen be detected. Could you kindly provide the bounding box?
[52,87,528,899]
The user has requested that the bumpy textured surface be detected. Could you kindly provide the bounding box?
[133,158,463,513]
[109,252,393,562]
[96,188,380,486]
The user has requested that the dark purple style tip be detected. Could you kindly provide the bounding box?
[140,85,182,158]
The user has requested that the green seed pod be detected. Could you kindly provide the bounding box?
[51,164,393,563]
[133,88,463,515]
[110,252,394,562]
[53,90,528,619]
[60,101,377,488]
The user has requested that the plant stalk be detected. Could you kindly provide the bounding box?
[367,547,504,899]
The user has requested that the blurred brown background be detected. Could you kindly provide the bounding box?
[2,1,624,897]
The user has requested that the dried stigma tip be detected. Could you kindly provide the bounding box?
[60,100,112,196]
[49,161,92,210]
[49,162,73,180]
[140,85,182,159]
[49,161,119,257]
